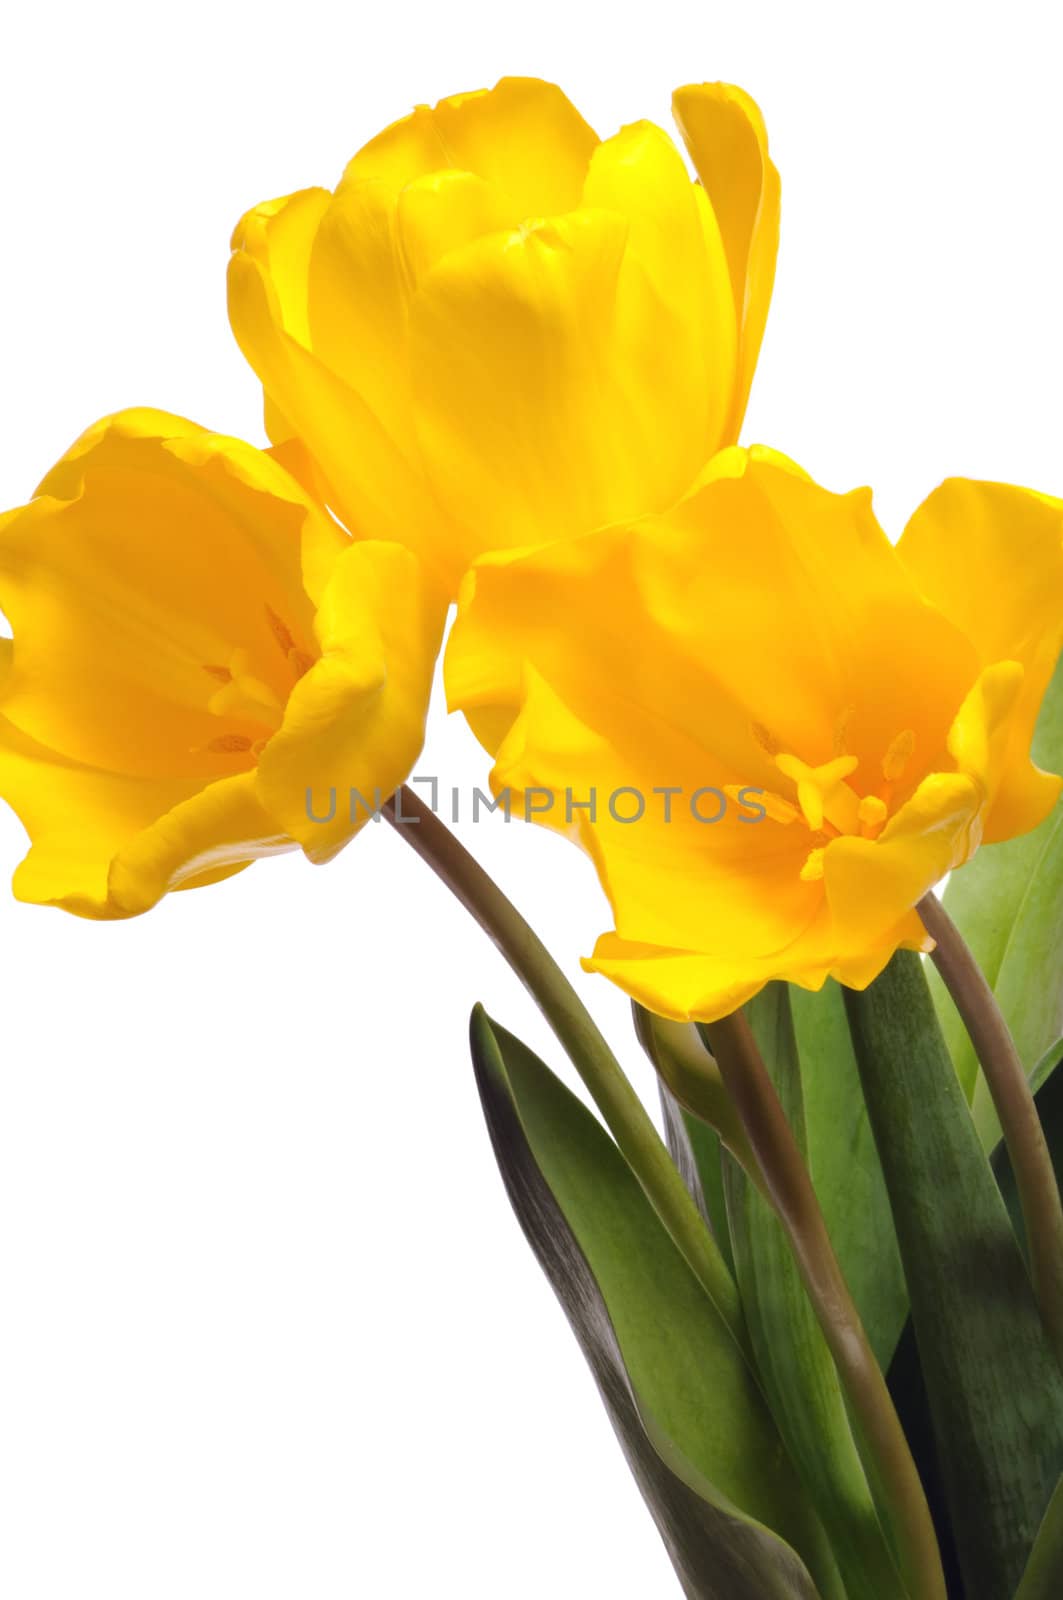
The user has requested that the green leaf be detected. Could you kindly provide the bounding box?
[789,982,909,1371]
[1015,1474,1063,1600]
[928,655,1063,1141]
[469,1005,840,1600]
[719,984,909,1600]
[845,952,1063,1599]
[657,1083,736,1279]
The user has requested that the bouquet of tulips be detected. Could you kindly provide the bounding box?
[2,76,1061,1600]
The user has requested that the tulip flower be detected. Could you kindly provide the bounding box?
[0,410,442,917]
[228,76,779,594]
[445,448,1063,1021]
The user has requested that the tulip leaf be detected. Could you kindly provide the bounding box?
[469,1005,840,1600]
[928,655,1063,1142]
[845,952,1063,1600]
[717,985,908,1600]
[1015,1474,1063,1600]
[657,1082,736,1279]
[789,981,909,1371]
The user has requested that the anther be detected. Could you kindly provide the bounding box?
[206,734,253,754]
[858,794,888,838]
[799,846,827,883]
[882,729,916,783]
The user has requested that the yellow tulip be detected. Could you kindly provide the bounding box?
[445,448,1063,1021]
[0,410,442,918]
[228,76,779,594]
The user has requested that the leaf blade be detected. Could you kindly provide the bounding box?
[845,952,1063,1598]
[470,1005,838,1600]
[724,985,909,1600]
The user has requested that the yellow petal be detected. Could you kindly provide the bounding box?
[448,448,976,793]
[823,772,983,952]
[230,187,331,347]
[672,83,780,438]
[411,208,721,578]
[447,449,996,1021]
[306,178,413,442]
[584,934,824,1024]
[107,773,291,916]
[946,659,1029,838]
[898,477,1063,840]
[228,233,451,585]
[345,76,599,216]
[396,168,519,286]
[582,119,737,459]
[0,683,288,920]
[255,541,444,862]
[0,410,344,777]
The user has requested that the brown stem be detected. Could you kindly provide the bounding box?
[382,785,743,1341]
[704,1009,946,1600]
[919,889,1063,1366]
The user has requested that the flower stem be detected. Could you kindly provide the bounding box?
[704,1009,947,1600]
[918,889,1063,1366]
[382,785,743,1342]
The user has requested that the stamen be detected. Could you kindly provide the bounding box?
[203,664,233,684]
[858,794,888,838]
[265,604,296,657]
[883,728,916,783]
[288,648,315,680]
[833,705,854,756]
[800,846,827,883]
[724,785,799,825]
[751,721,781,758]
[207,734,253,754]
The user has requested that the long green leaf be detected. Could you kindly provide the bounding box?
[656,1076,737,1278]
[721,984,908,1600]
[469,1005,840,1599]
[790,982,909,1370]
[928,656,1063,1139]
[845,952,1063,1599]
[1015,1474,1063,1600]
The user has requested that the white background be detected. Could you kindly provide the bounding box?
[1,2,1060,1594]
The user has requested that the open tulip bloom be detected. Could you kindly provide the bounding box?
[3,74,1063,1600]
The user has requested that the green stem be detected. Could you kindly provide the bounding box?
[383,785,743,1341]
[919,890,1063,1366]
[703,1009,947,1600]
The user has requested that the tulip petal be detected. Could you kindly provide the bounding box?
[897,478,1063,840]
[345,76,599,216]
[0,674,286,920]
[255,541,444,861]
[582,119,738,461]
[396,168,518,286]
[824,772,983,953]
[448,450,977,799]
[108,773,291,916]
[228,238,451,580]
[307,178,413,441]
[0,411,343,778]
[411,208,727,574]
[447,450,1002,1020]
[672,83,780,436]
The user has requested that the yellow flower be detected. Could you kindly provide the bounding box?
[0,410,442,918]
[228,76,779,595]
[445,448,1063,1021]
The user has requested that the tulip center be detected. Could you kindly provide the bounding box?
[758,725,917,883]
[201,605,315,759]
